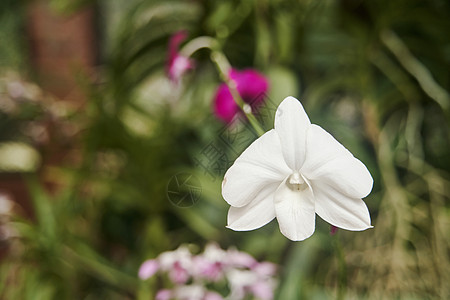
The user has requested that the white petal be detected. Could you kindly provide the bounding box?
[274,96,311,171]
[314,182,372,230]
[301,125,373,199]
[227,182,278,231]
[273,178,316,241]
[222,130,290,207]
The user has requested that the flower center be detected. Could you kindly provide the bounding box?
[288,172,308,191]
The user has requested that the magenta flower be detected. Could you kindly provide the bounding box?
[167,31,194,82]
[330,225,339,235]
[213,69,269,123]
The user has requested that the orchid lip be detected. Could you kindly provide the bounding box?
[287,172,308,191]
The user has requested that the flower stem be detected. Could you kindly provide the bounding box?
[179,36,265,136]
[179,36,218,58]
[210,51,265,136]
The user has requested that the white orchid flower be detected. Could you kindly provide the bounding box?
[222,96,373,241]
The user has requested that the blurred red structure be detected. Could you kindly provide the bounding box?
[26,0,97,102]
[0,1,97,259]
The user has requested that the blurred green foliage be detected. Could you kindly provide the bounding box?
[1,0,449,299]
[0,0,27,70]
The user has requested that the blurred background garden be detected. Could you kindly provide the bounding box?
[0,0,449,299]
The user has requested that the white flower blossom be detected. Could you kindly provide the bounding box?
[222,96,373,241]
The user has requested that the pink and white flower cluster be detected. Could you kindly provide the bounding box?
[138,243,277,300]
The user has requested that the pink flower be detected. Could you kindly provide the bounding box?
[194,256,224,281]
[138,259,159,280]
[226,248,257,269]
[138,244,278,300]
[227,269,276,300]
[156,289,172,300]
[249,280,274,300]
[213,69,269,123]
[252,262,277,277]
[156,285,224,300]
[158,246,193,284]
[173,285,206,300]
[169,261,190,284]
[204,291,224,300]
[167,31,194,82]
[193,243,226,281]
